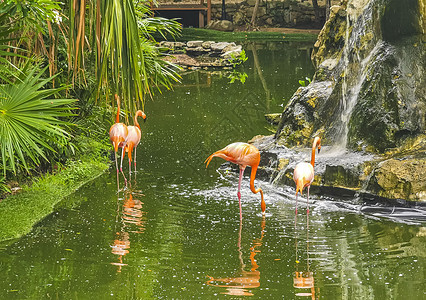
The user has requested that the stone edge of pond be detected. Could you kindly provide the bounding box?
[250,135,426,204]
[0,159,110,243]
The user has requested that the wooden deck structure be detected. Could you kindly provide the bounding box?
[151,0,212,28]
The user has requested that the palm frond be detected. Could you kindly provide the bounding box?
[0,65,77,176]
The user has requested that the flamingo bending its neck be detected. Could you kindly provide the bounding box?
[293,137,321,215]
[205,142,265,220]
[109,95,128,181]
[125,110,146,174]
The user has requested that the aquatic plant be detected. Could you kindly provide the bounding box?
[298,77,312,87]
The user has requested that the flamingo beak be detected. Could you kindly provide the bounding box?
[318,147,321,154]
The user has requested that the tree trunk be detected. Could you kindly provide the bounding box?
[250,0,261,29]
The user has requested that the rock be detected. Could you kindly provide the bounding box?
[368,159,426,201]
[210,42,231,52]
[277,0,425,152]
[275,81,333,147]
[202,41,214,49]
[187,40,204,48]
[233,12,246,26]
[159,40,244,68]
[206,20,235,32]
[186,46,210,55]
[222,43,237,53]
[264,113,281,125]
[268,0,425,203]
[221,45,242,59]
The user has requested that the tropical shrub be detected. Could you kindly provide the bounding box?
[0,64,76,176]
[68,0,182,116]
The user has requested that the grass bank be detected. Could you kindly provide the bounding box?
[0,137,111,242]
[176,28,318,42]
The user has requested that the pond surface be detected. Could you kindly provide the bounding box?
[0,41,425,299]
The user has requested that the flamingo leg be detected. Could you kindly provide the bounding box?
[238,167,244,220]
[307,185,310,215]
[120,147,127,185]
[134,146,137,171]
[114,150,119,174]
[295,192,298,216]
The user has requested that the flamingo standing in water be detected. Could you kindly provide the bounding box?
[293,137,321,215]
[125,110,146,174]
[205,142,265,220]
[109,95,128,180]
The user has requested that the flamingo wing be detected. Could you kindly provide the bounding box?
[109,123,128,151]
[205,142,260,168]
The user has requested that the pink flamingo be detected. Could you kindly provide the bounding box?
[205,142,265,220]
[109,95,128,181]
[293,137,321,215]
[125,110,146,174]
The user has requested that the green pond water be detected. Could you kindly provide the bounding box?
[0,41,425,299]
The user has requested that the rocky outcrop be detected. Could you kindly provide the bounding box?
[276,0,425,151]
[367,159,426,201]
[159,41,244,67]
[266,0,425,202]
[252,135,426,202]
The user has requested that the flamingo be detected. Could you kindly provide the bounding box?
[125,110,146,174]
[109,94,128,181]
[205,142,265,220]
[293,137,321,215]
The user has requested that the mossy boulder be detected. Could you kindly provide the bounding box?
[367,158,426,201]
[274,81,333,147]
[275,0,425,152]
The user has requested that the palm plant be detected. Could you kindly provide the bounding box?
[0,175,11,195]
[0,0,65,80]
[0,64,76,176]
[69,0,181,116]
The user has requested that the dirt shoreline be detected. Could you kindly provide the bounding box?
[232,26,321,35]
[258,27,321,34]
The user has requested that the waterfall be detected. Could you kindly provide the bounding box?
[332,0,381,151]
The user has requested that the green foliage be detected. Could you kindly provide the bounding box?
[228,71,248,84]
[0,157,109,241]
[0,64,77,176]
[229,49,248,67]
[1,0,62,29]
[299,77,312,87]
[69,0,182,115]
[0,176,11,194]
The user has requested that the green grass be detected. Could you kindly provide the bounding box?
[175,28,318,42]
[0,141,110,242]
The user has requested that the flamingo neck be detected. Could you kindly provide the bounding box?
[115,98,121,123]
[249,165,258,192]
[134,114,140,130]
[310,146,316,168]
[250,165,265,213]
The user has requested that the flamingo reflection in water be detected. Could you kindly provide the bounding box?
[206,216,265,296]
[111,191,146,272]
[293,211,318,299]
